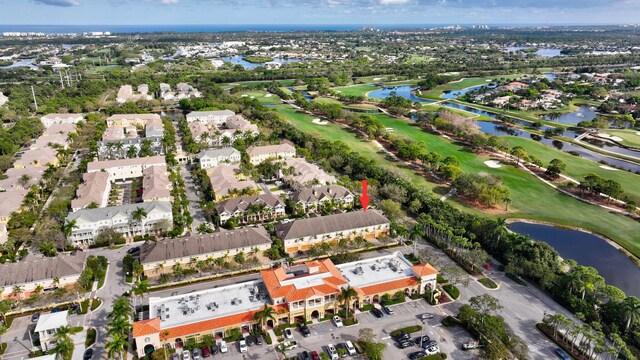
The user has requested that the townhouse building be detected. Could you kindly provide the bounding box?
[291,185,354,213]
[246,142,296,165]
[196,148,241,170]
[40,113,84,128]
[215,194,285,224]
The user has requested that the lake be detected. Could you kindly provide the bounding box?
[0,58,39,70]
[220,56,301,70]
[441,83,496,99]
[506,47,563,58]
[368,85,435,103]
[509,222,640,298]
[545,105,598,125]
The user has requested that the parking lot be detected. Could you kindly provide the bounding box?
[195,299,479,360]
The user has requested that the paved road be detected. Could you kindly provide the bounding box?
[180,165,206,231]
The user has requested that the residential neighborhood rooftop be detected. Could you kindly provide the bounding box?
[276,210,389,241]
[0,254,85,287]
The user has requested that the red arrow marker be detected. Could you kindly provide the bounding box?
[360,179,370,212]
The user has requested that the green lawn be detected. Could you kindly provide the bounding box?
[218,79,296,90]
[273,105,437,193]
[333,84,380,97]
[313,97,343,105]
[345,104,379,111]
[600,129,640,148]
[420,74,535,99]
[502,136,640,203]
[370,113,640,256]
[238,90,282,104]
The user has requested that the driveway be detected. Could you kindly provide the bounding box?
[180,165,206,231]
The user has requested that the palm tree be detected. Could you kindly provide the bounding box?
[55,325,80,343]
[132,279,150,307]
[622,296,640,332]
[107,317,131,337]
[11,285,24,299]
[132,207,148,236]
[52,277,61,286]
[253,304,277,330]
[34,284,44,295]
[61,220,77,238]
[17,174,31,188]
[105,332,128,360]
[53,338,74,360]
[338,286,358,320]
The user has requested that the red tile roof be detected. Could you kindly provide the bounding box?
[358,277,419,296]
[412,264,439,277]
[133,318,161,337]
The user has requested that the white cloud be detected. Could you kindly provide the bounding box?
[160,0,179,4]
[379,0,410,4]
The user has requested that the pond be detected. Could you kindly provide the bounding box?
[220,56,301,69]
[0,58,39,70]
[506,47,563,58]
[367,85,435,103]
[582,138,640,158]
[545,105,598,125]
[509,222,640,298]
[441,83,496,99]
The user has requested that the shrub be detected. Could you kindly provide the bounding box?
[442,316,462,327]
[478,278,498,289]
[443,284,460,299]
[390,325,422,337]
[436,274,448,284]
[85,328,97,347]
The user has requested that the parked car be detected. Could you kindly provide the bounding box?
[421,340,437,349]
[394,331,411,342]
[382,305,394,315]
[419,313,434,320]
[336,343,348,358]
[31,313,40,322]
[284,328,294,339]
[192,348,202,360]
[127,246,141,255]
[371,308,384,318]
[246,335,256,346]
[462,340,481,350]
[218,341,228,353]
[255,335,264,345]
[554,348,571,360]
[200,345,211,357]
[310,351,321,360]
[408,351,426,360]
[326,344,339,360]
[332,316,344,328]
[278,341,299,351]
[170,354,179,360]
[414,335,430,345]
[425,345,439,355]
[397,341,413,349]
[238,340,248,353]
[210,345,218,355]
[299,323,311,337]
[181,350,191,360]
[344,341,357,355]
[299,350,312,360]
[83,348,93,360]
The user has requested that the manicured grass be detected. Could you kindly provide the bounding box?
[313,97,343,105]
[390,325,423,337]
[501,136,640,203]
[443,284,460,299]
[238,90,282,104]
[274,105,437,193]
[85,328,97,347]
[478,278,498,289]
[602,129,640,148]
[421,103,481,118]
[344,103,378,111]
[279,87,294,95]
[333,84,380,97]
[403,55,433,63]
[371,113,640,256]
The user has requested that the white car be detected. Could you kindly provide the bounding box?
[284,328,293,339]
[345,341,357,356]
[218,341,228,353]
[181,350,191,360]
[238,340,248,353]
[326,344,339,360]
[332,316,344,328]
[425,345,439,355]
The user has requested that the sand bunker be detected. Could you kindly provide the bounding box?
[312,118,328,125]
[599,165,619,171]
[241,94,248,97]
[599,133,623,142]
[386,127,395,132]
[264,93,273,97]
[484,160,502,168]
[373,77,383,81]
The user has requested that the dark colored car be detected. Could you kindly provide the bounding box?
[394,332,411,342]
[310,351,321,360]
[246,335,256,346]
[371,308,384,318]
[127,246,141,255]
[397,341,413,349]
[31,313,40,322]
[421,340,437,349]
[382,305,394,315]
[71,304,80,314]
[299,351,311,360]
[200,346,211,358]
[299,323,311,337]
[83,348,93,360]
[554,348,571,360]
[408,351,426,360]
[210,345,218,355]
[414,335,430,345]
[255,335,264,345]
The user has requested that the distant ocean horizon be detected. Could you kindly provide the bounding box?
[0,23,618,35]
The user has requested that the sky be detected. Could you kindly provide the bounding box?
[0,0,639,26]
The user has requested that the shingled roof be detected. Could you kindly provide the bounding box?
[139,226,271,264]
[215,194,284,215]
[276,210,389,241]
[0,254,85,287]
